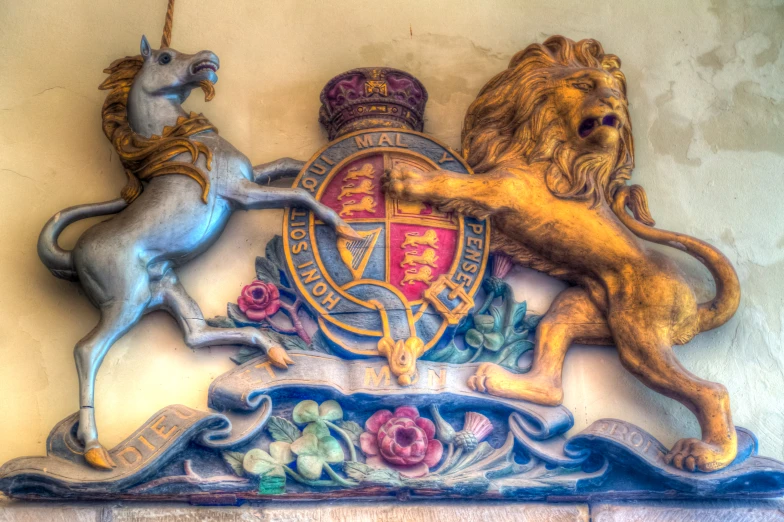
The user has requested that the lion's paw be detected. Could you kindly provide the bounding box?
[383,166,431,200]
[468,363,520,397]
[468,363,563,404]
[665,437,737,472]
[467,363,499,394]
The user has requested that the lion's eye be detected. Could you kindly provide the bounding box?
[573,82,592,91]
[158,53,172,65]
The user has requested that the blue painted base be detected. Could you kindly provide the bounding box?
[0,352,782,502]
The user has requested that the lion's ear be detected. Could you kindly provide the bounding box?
[627,185,655,226]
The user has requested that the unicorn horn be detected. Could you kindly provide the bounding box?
[160,0,175,48]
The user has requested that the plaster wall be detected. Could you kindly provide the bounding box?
[0,0,782,466]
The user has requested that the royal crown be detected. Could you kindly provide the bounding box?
[319,67,428,140]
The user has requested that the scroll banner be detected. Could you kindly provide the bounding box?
[208,351,784,495]
[3,351,784,498]
[0,405,229,496]
[510,412,784,495]
[566,420,784,495]
[208,351,576,441]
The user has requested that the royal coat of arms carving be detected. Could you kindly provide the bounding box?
[284,68,489,384]
[1,0,783,504]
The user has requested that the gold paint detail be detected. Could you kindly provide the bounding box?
[423,275,474,325]
[339,196,376,217]
[337,179,375,201]
[150,415,179,441]
[199,80,216,102]
[401,229,439,249]
[400,248,439,268]
[401,266,433,286]
[99,57,216,204]
[427,368,448,388]
[337,227,382,280]
[344,163,375,181]
[365,80,388,96]
[396,200,426,214]
[116,446,143,467]
[255,361,278,379]
[364,366,391,387]
[368,299,424,387]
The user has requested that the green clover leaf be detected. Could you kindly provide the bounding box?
[473,314,496,334]
[292,400,345,444]
[465,328,484,349]
[303,421,331,438]
[290,433,345,480]
[464,315,504,352]
[269,441,295,465]
[292,400,344,424]
[292,400,320,424]
[242,441,294,479]
[318,400,344,421]
[483,331,505,351]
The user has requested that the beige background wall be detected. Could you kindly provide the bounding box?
[0,0,782,465]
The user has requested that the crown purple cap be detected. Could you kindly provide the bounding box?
[319,67,428,140]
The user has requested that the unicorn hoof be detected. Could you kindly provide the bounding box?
[84,445,116,470]
[268,346,295,369]
[336,225,362,240]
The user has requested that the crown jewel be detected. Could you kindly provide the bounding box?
[319,68,428,140]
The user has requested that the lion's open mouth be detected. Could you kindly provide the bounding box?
[191,60,219,75]
[578,114,621,138]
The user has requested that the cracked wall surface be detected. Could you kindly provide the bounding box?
[0,0,782,464]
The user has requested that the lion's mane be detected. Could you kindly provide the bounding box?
[99,56,217,203]
[454,36,653,278]
[462,36,638,209]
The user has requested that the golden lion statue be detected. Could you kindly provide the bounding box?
[385,36,741,473]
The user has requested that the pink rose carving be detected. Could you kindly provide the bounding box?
[359,406,443,478]
[237,280,281,322]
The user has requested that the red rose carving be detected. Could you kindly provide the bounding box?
[359,406,443,478]
[237,280,281,322]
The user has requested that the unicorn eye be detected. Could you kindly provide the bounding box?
[158,53,172,65]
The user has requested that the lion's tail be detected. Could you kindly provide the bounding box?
[38,198,128,281]
[612,185,740,333]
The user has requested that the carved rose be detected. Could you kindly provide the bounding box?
[238,280,281,322]
[359,406,443,478]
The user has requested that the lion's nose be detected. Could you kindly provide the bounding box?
[599,91,621,111]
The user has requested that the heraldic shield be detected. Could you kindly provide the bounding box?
[283,129,490,364]
[282,67,491,384]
